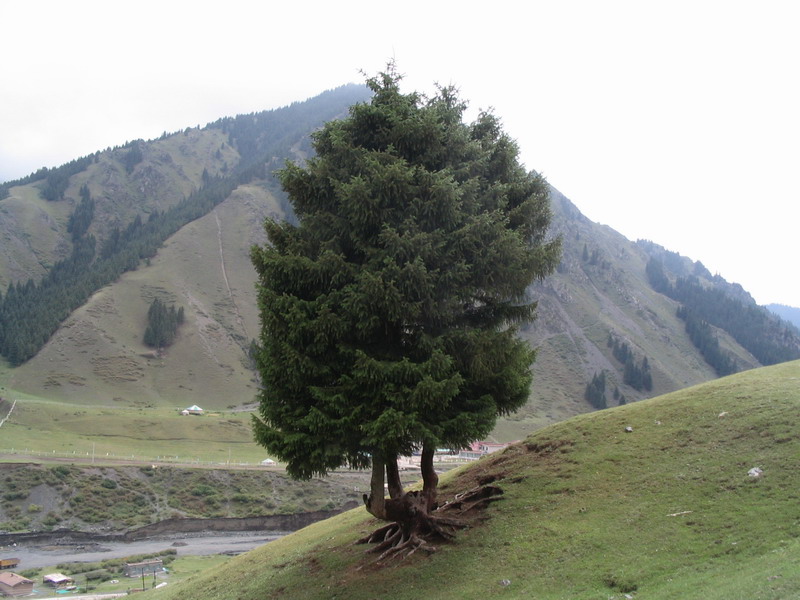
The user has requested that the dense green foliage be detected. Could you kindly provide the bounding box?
[67,185,95,241]
[677,305,738,376]
[251,69,561,481]
[584,371,607,409]
[209,83,372,216]
[143,298,184,348]
[123,140,144,174]
[0,85,372,365]
[646,257,800,368]
[607,334,653,392]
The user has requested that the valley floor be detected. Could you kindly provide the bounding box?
[2,530,280,570]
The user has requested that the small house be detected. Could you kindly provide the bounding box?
[458,440,516,460]
[180,404,204,416]
[124,559,163,578]
[43,573,73,588]
[0,572,34,597]
[478,442,513,454]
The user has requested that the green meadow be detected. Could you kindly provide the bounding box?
[140,360,800,599]
[0,390,267,465]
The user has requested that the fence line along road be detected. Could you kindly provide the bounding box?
[0,448,270,469]
[0,448,471,470]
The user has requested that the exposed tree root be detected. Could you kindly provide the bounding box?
[439,484,504,514]
[356,484,504,562]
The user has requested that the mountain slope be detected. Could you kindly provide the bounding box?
[0,84,373,366]
[3,87,798,436]
[502,189,758,438]
[7,182,279,406]
[141,360,800,600]
[768,303,800,330]
[1,85,372,405]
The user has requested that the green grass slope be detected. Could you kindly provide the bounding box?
[0,393,263,463]
[145,360,800,600]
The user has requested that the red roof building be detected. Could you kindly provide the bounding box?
[0,572,34,597]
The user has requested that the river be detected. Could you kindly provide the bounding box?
[1,530,284,570]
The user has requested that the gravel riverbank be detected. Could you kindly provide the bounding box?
[1,530,284,569]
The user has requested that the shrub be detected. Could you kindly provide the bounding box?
[20,569,40,579]
[42,512,62,528]
[190,484,214,497]
[51,465,71,478]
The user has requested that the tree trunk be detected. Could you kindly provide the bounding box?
[421,443,438,511]
[386,457,403,499]
[363,455,387,520]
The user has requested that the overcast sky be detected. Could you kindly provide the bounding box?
[2,0,798,307]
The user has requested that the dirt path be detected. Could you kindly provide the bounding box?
[0,398,16,428]
[214,210,248,341]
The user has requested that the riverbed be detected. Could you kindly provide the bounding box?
[1,531,284,569]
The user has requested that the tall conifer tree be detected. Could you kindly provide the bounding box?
[251,67,560,553]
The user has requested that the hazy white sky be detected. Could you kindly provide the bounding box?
[2,0,798,307]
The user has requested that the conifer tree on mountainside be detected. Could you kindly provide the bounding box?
[251,67,561,559]
[584,371,607,409]
[67,185,95,241]
[143,298,185,348]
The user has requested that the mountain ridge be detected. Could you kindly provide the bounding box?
[2,86,799,440]
[767,303,800,330]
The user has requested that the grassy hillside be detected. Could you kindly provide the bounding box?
[143,360,800,599]
[0,392,263,462]
[5,180,281,408]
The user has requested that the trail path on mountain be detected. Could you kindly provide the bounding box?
[0,398,16,428]
[214,209,248,341]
